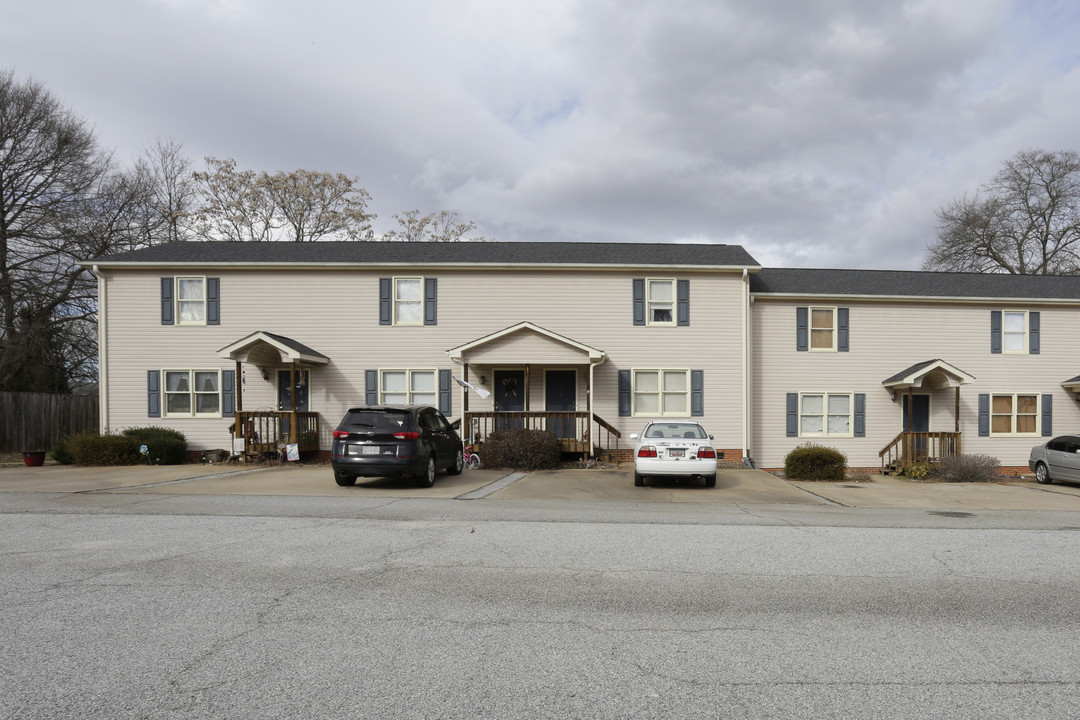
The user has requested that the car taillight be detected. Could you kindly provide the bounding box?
[333,430,350,439]
[394,431,421,440]
[637,446,658,458]
[697,447,717,459]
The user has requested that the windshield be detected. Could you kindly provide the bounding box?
[345,410,412,431]
[644,423,706,439]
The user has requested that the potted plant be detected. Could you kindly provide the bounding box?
[21,451,46,467]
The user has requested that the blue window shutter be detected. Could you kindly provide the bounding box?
[1030,311,1040,354]
[978,394,990,436]
[632,279,645,326]
[618,370,631,416]
[854,393,865,437]
[365,370,378,404]
[796,307,808,351]
[160,278,174,325]
[379,279,392,325]
[207,278,220,325]
[222,369,235,417]
[786,393,798,437]
[148,371,161,418]
[439,369,452,414]
[1042,394,1052,437]
[990,311,1002,354]
[838,308,849,352]
[690,370,703,416]
[424,278,438,326]
[677,280,690,326]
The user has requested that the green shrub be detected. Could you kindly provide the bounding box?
[122,426,188,465]
[784,443,847,481]
[902,463,929,480]
[51,436,75,465]
[67,432,141,466]
[479,429,562,470]
[933,454,1000,483]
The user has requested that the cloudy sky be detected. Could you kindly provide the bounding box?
[3,0,1079,268]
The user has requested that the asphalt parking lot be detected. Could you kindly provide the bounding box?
[3,462,1080,511]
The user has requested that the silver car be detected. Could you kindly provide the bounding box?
[1029,435,1080,484]
[630,420,717,488]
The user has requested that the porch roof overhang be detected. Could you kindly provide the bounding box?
[882,359,975,392]
[446,322,606,364]
[1061,375,1080,393]
[217,331,330,367]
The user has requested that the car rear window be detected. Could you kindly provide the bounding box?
[645,423,706,439]
[343,410,413,431]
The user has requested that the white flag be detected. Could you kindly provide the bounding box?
[453,376,491,399]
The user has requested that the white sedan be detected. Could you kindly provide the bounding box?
[630,420,718,488]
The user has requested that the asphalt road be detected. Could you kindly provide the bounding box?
[2,494,1079,719]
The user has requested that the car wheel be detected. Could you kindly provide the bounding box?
[634,473,645,487]
[335,472,356,487]
[704,474,717,488]
[415,456,436,488]
[447,447,464,476]
[1035,462,1052,485]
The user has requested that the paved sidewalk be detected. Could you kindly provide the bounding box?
[3,462,1080,511]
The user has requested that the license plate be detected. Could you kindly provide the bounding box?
[361,445,381,455]
[668,448,685,458]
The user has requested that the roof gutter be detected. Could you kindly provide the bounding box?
[91,265,108,434]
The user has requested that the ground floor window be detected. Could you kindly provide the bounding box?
[633,369,688,416]
[800,392,853,437]
[991,393,1039,435]
[163,370,221,417]
[381,369,437,405]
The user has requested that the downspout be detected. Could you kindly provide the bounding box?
[742,269,751,466]
[589,353,607,460]
[92,265,108,434]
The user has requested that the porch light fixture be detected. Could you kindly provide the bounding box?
[480,375,487,385]
[260,367,269,381]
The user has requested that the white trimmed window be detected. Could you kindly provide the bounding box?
[800,392,853,437]
[163,370,221,417]
[991,393,1039,435]
[647,279,675,325]
[176,277,207,325]
[633,369,688,416]
[1002,311,1028,354]
[380,369,436,405]
[394,278,423,325]
[809,307,837,351]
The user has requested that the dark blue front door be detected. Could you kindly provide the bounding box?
[494,370,525,431]
[278,370,310,440]
[545,370,576,438]
[902,394,930,457]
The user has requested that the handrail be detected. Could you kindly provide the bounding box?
[879,432,905,458]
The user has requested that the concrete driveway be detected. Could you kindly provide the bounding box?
[3,462,1080,510]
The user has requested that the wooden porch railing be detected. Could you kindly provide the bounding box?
[880,431,961,470]
[460,411,621,459]
[234,410,320,458]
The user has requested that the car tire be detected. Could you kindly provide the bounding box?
[415,456,436,488]
[335,472,357,487]
[447,447,464,476]
[634,472,645,487]
[1035,462,1052,485]
[704,474,717,488]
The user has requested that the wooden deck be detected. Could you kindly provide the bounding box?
[880,431,961,472]
[461,411,621,459]
[233,410,319,459]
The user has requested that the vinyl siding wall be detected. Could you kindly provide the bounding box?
[751,297,1080,468]
[102,267,747,451]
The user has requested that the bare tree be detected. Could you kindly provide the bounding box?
[141,138,196,244]
[383,209,484,242]
[192,157,375,242]
[923,149,1080,274]
[264,168,374,241]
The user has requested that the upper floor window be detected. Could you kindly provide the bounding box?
[796,306,848,352]
[991,310,1039,355]
[809,307,836,351]
[176,277,207,324]
[161,277,219,326]
[381,369,437,405]
[163,369,221,417]
[647,279,675,325]
[380,277,437,326]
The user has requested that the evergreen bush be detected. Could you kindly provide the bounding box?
[122,426,188,465]
[51,436,75,465]
[67,433,141,466]
[783,443,847,481]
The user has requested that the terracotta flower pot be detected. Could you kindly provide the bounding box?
[22,452,46,467]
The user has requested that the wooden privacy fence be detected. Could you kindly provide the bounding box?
[0,392,99,452]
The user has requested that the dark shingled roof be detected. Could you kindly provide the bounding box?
[87,240,761,268]
[262,332,328,360]
[750,268,1080,300]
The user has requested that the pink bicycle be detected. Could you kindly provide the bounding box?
[463,443,482,470]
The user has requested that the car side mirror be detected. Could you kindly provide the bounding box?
[630,433,639,440]
[709,434,714,440]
